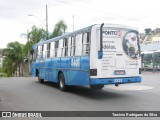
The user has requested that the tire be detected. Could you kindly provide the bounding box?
[58,73,67,91]
[38,73,44,83]
[90,85,104,90]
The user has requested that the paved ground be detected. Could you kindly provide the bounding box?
[0,72,160,120]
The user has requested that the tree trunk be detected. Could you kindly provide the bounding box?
[18,62,21,77]
[22,63,24,77]
[15,62,17,77]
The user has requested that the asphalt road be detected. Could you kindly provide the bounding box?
[0,72,160,119]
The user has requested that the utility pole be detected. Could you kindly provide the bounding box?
[73,14,74,31]
[28,5,48,40]
[46,5,48,40]
[27,29,31,75]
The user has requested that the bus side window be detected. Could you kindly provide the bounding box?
[63,38,68,57]
[32,50,34,59]
[43,44,47,58]
[82,32,90,55]
[38,45,41,58]
[51,42,55,58]
[75,34,82,56]
[40,45,45,58]
[71,36,75,56]
[47,43,51,58]
[34,49,38,59]
[58,39,63,57]
[68,37,72,57]
[55,41,59,57]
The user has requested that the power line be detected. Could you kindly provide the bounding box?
[53,0,139,20]
[53,0,160,26]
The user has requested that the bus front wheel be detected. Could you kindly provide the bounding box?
[58,73,67,91]
[90,85,104,90]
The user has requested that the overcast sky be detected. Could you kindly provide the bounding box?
[0,0,160,48]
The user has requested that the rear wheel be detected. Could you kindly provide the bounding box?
[90,85,104,90]
[59,73,67,91]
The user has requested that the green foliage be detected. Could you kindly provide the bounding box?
[23,40,34,56]
[2,41,24,77]
[0,67,4,77]
[28,25,46,43]
[7,41,24,62]
[1,20,68,77]
[49,20,67,38]
[24,20,67,56]
[23,25,46,56]
[2,57,15,77]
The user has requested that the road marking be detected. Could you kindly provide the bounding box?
[105,85,153,91]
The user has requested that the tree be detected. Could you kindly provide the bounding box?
[23,25,46,56]
[2,41,24,77]
[22,20,67,75]
[28,25,46,43]
[2,57,15,77]
[23,40,34,56]
[24,20,67,56]
[50,20,67,38]
[1,20,68,77]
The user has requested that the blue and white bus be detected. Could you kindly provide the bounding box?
[31,23,142,91]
